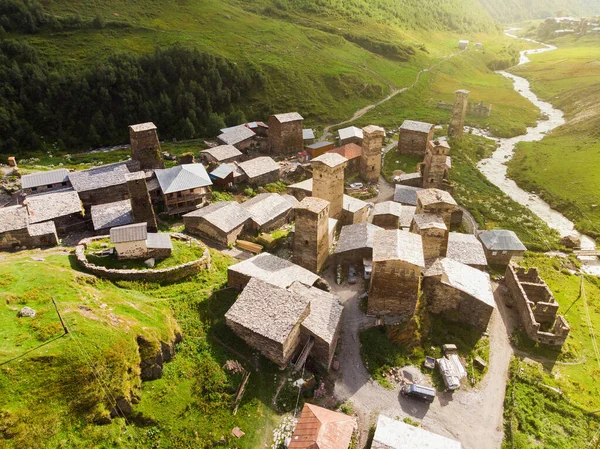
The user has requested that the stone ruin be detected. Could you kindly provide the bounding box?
[448,89,470,138]
[505,265,570,346]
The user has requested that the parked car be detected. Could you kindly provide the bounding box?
[349,182,364,189]
[400,384,435,403]
[348,265,357,284]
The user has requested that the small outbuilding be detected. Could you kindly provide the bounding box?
[209,164,235,188]
[25,189,85,236]
[341,194,369,226]
[338,126,363,146]
[371,415,462,449]
[217,126,256,151]
[183,201,251,246]
[446,232,487,270]
[478,229,527,266]
[372,201,402,229]
[287,178,313,201]
[0,206,59,250]
[199,145,243,165]
[303,129,316,145]
[393,185,422,206]
[21,168,71,195]
[90,199,134,232]
[334,222,383,269]
[242,193,293,232]
[458,40,469,50]
[238,157,280,186]
[306,141,335,159]
[110,223,172,260]
[289,404,355,449]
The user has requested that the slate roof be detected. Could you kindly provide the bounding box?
[225,278,310,344]
[228,253,320,289]
[303,129,315,140]
[288,178,313,194]
[338,126,363,141]
[242,193,292,227]
[184,201,250,233]
[288,403,355,449]
[393,185,422,206]
[0,205,29,233]
[282,194,301,208]
[399,205,416,228]
[335,222,383,254]
[27,221,57,237]
[129,122,156,132]
[328,143,362,160]
[438,258,495,308]
[217,126,255,146]
[238,157,280,180]
[412,214,447,231]
[155,164,212,194]
[90,199,134,231]
[400,120,434,133]
[478,230,527,252]
[298,196,329,214]
[273,112,303,123]
[363,124,385,135]
[447,232,487,267]
[21,168,70,190]
[372,415,462,449]
[288,282,343,345]
[110,223,147,244]
[311,152,348,168]
[200,145,242,162]
[26,189,82,224]
[373,229,425,267]
[146,233,173,250]
[416,188,457,207]
[373,201,402,217]
[342,195,368,214]
[68,162,131,192]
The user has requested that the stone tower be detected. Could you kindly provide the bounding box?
[422,140,450,189]
[311,153,348,219]
[293,197,330,274]
[129,122,165,170]
[125,171,158,232]
[360,125,385,183]
[448,90,469,138]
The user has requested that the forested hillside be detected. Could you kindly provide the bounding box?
[479,0,600,24]
[0,0,502,155]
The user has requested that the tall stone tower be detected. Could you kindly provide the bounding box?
[360,125,385,183]
[448,90,469,138]
[125,171,158,232]
[311,153,348,219]
[293,197,330,274]
[422,140,451,189]
[129,122,165,170]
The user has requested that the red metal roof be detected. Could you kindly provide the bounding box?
[288,404,355,449]
[328,143,362,160]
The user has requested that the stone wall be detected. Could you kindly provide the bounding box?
[78,184,129,209]
[368,260,421,316]
[268,117,304,154]
[372,214,400,230]
[340,205,369,226]
[76,233,211,283]
[300,316,341,371]
[335,247,373,269]
[505,265,570,346]
[483,247,523,267]
[247,169,279,187]
[0,228,58,250]
[398,128,434,155]
[413,227,448,260]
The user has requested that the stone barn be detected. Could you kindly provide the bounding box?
[478,230,527,266]
[293,197,331,274]
[289,404,355,449]
[368,230,425,317]
[415,188,457,229]
[69,161,139,208]
[225,278,311,367]
[446,232,487,270]
[312,153,348,219]
[398,120,435,156]
[393,185,422,206]
[410,214,448,260]
[110,223,172,260]
[338,126,363,146]
[268,112,304,154]
[372,201,402,229]
[227,252,323,290]
[242,193,293,233]
[90,200,134,233]
[422,140,451,190]
[21,168,71,195]
[334,222,382,269]
[328,143,362,176]
[0,206,58,250]
[238,156,280,186]
[505,265,570,345]
[25,189,85,237]
[217,126,256,152]
[129,122,165,170]
[155,164,212,215]
[183,201,251,246]
[360,125,385,183]
[448,90,470,138]
[199,145,243,166]
[341,195,369,226]
[423,258,495,331]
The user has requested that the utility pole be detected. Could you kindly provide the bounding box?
[51,297,69,335]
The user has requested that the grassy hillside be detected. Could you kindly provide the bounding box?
[479,0,600,24]
[507,34,600,238]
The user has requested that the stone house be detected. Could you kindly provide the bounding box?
[183,201,251,246]
[155,164,213,215]
[312,153,348,219]
[423,258,495,331]
[410,214,448,260]
[360,125,385,183]
[217,126,256,152]
[293,197,330,274]
[341,195,369,226]
[372,201,402,229]
[446,232,487,270]
[242,193,293,232]
[505,265,570,345]
[287,178,313,201]
[199,145,243,166]
[268,112,304,154]
[69,161,140,208]
[221,122,268,138]
[306,141,335,159]
[237,156,280,186]
[289,404,355,449]
[289,281,344,371]
[328,143,362,175]
[368,230,425,317]
[372,414,462,449]
[129,122,165,170]
[393,185,422,206]
[334,222,383,269]
[227,252,323,290]
[478,230,527,266]
[303,128,316,146]
[0,206,58,250]
[415,188,457,229]
[110,223,172,260]
[90,199,134,233]
[21,168,71,195]
[398,120,435,155]
[225,277,311,367]
[25,189,85,237]
[338,126,363,146]
[422,140,451,190]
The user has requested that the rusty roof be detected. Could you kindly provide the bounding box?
[328,143,362,160]
[289,404,355,449]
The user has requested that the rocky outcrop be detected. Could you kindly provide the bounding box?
[137,333,183,381]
